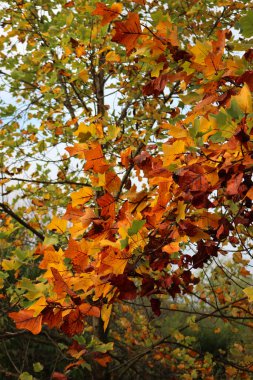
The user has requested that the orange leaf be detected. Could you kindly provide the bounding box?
[84,143,109,173]
[112,13,142,54]
[105,170,121,194]
[63,205,85,221]
[51,267,78,299]
[162,242,180,254]
[97,192,115,219]
[9,310,42,335]
[65,143,87,158]
[79,303,100,317]
[94,354,112,367]
[65,239,89,272]
[93,2,122,26]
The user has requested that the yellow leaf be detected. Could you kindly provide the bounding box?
[40,85,50,93]
[163,140,185,166]
[69,222,88,239]
[233,84,252,113]
[47,216,67,233]
[66,11,74,26]
[107,125,120,140]
[176,201,186,223]
[71,187,93,207]
[151,62,164,78]
[101,304,112,331]
[243,286,253,301]
[167,124,188,139]
[78,69,88,82]
[105,51,120,62]
[27,296,47,316]
[2,259,21,271]
[190,40,212,64]
[98,173,106,187]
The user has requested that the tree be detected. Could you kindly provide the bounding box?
[0,0,253,378]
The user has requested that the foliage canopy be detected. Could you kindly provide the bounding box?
[0,0,253,378]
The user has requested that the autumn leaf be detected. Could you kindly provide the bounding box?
[163,140,186,166]
[94,354,112,367]
[97,192,115,219]
[61,308,84,336]
[42,307,63,329]
[84,143,109,173]
[65,238,89,272]
[101,304,112,331]
[51,267,78,299]
[71,187,93,207]
[226,173,243,195]
[112,13,142,54]
[79,303,100,317]
[47,216,67,233]
[93,3,122,26]
[162,242,180,254]
[9,310,42,335]
[232,84,252,114]
[243,287,253,302]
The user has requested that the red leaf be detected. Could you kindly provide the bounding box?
[97,192,115,219]
[227,173,243,195]
[110,275,137,300]
[42,307,63,329]
[237,70,253,91]
[52,372,68,380]
[150,298,161,316]
[63,1,74,7]
[192,241,218,269]
[112,13,142,54]
[61,308,84,336]
[131,0,146,4]
[143,74,169,96]
[175,165,209,193]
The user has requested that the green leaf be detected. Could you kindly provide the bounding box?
[120,237,129,249]
[33,362,44,372]
[227,99,244,120]
[19,373,33,380]
[128,220,146,236]
[93,342,114,353]
[239,11,253,38]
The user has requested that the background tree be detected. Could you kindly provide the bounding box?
[0,0,253,379]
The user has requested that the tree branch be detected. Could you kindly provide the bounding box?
[0,202,45,241]
[115,142,145,202]
[1,176,89,187]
